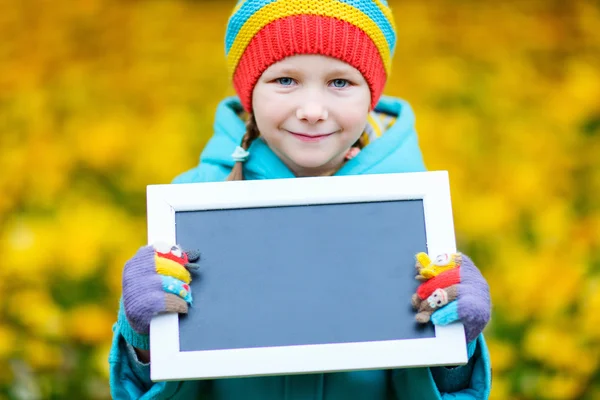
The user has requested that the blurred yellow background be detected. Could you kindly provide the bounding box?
[0,0,599,399]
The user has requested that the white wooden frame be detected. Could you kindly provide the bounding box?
[148,171,467,381]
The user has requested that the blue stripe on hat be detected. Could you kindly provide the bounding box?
[225,0,396,56]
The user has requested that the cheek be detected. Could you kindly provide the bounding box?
[254,107,284,133]
[252,88,289,128]
[334,89,371,130]
[338,110,369,135]
[349,86,372,110]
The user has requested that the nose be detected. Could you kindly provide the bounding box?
[296,99,328,124]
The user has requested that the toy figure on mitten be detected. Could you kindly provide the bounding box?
[411,285,459,323]
[414,252,461,281]
[411,252,461,322]
[411,252,491,343]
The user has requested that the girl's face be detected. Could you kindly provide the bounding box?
[252,55,371,177]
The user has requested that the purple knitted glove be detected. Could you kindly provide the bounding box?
[416,253,491,342]
[122,243,200,338]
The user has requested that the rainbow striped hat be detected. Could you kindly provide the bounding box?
[225,0,397,111]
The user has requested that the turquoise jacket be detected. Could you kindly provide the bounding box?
[109,96,492,399]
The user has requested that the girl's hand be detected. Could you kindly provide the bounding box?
[414,253,491,342]
[122,243,200,337]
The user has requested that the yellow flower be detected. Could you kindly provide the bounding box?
[454,194,515,238]
[524,323,598,376]
[0,145,26,217]
[537,373,585,400]
[560,60,600,125]
[488,375,511,400]
[51,196,143,280]
[121,110,201,188]
[531,201,574,247]
[490,246,586,323]
[25,138,74,208]
[66,305,115,345]
[8,290,64,339]
[69,115,136,171]
[578,278,600,340]
[94,343,112,379]
[0,360,14,385]
[24,339,63,371]
[0,216,57,283]
[0,325,17,360]
[486,338,516,373]
[488,248,545,323]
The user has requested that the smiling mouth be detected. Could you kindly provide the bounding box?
[286,131,335,142]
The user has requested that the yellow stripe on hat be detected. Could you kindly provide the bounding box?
[227,0,392,79]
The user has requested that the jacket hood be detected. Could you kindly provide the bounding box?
[198,96,426,180]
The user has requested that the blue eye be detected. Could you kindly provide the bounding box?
[276,77,295,86]
[331,79,349,88]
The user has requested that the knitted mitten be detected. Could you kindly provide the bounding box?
[119,243,200,349]
[412,253,491,342]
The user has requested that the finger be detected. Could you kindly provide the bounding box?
[161,276,193,303]
[416,312,431,323]
[185,250,201,262]
[183,250,201,271]
[431,301,459,326]
[164,293,188,314]
[411,293,420,309]
[155,254,192,283]
[184,262,201,271]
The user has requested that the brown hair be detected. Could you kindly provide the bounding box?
[226,114,261,181]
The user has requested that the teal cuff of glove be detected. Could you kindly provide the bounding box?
[117,299,150,351]
[467,338,477,359]
[431,301,459,326]
[432,302,478,359]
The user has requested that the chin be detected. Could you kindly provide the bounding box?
[291,161,339,177]
[290,156,332,170]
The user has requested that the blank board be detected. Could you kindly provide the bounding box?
[148,172,467,381]
[176,200,434,352]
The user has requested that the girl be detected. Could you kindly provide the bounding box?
[109,1,492,398]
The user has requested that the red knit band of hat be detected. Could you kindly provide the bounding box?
[233,15,387,112]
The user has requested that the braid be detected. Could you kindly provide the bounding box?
[226,114,260,181]
[355,133,367,150]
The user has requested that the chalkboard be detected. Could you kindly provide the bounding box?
[176,200,434,352]
[148,172,467,381]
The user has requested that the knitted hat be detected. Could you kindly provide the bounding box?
[225,0,397,112]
